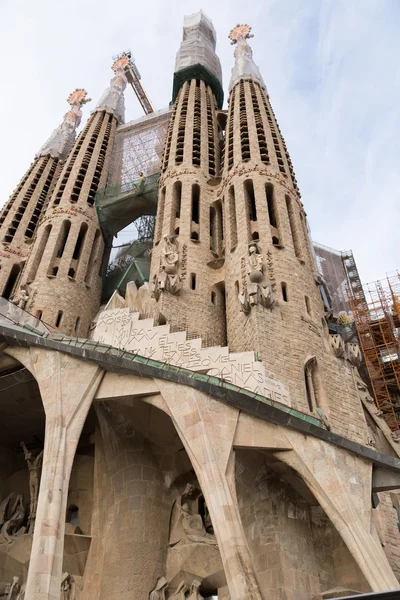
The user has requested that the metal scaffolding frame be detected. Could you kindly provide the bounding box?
[346,263,400,431]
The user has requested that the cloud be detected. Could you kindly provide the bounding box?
[0,0,399,284]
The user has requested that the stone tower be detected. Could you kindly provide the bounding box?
[150,11,227,346]
[221,25,349,418]
[0,90,89,302]
[19,58,128,335]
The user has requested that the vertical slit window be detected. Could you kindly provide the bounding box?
[228,186,237,250]
[304,358,324,413]
[305,295,311,316]
[205,87,216,176]
[74,316,80,334]
[155,186,166,243]
[210,207,216,251]
[190,184,200,241]
[239,81,250,161]
[281,282,288,302]
[285,195,302,259]
[190,273,196,290]
[249,81,269,164]
[56,221,71,259]
[192,81,202,167]
[265,183,280,245]
[2,263,21,300]
[84,229,102,285]
[227,88,235,171]
[55,311,63,327]
[72,223,88,261]
[36,310,42,319]
[175,83,190,165]
[25,159,58,239]
[26,224,52,284]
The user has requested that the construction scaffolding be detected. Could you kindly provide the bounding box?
[95,107,170,299]
[314,242,351,315]
[347,265,400,431]
[107,107,169,189]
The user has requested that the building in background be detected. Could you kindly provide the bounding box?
[0,12,400,600]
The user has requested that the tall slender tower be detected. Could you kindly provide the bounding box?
[0,90,89,300]
[20,58,128,335]
[221,25,331,415]
[150,11,227,346]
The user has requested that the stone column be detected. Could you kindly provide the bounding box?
[156,380,262,599]
[5,346,104,600]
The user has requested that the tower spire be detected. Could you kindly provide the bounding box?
[228,24,267,93]
[37,89,91,160]
[94,55,128,123]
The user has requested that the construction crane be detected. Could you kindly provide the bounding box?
[113,50,154,116]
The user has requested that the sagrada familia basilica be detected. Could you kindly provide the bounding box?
[0,10,399,600]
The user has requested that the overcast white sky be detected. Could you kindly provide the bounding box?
[0,0,399,285]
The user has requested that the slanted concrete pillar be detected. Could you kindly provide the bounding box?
[274,440,399,592]
[156,380,262,600]
[6,347,103,600]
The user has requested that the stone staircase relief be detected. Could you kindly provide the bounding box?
[93,287,291,407]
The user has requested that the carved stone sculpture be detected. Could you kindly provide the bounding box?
[149,576,168,600]
[354,371,374,404]
[16,584,25,600]
[0,494,25,542]
[60,572,75,600]
[346,342,362,366]
[181,502,218,547]
[21,442,43,531]
[247,244,263,283]
[329,334,345,358]
[153,236,182,298]
[0,577,20,600]
[161,236,179,275]
[238,244,277,311]
[187,580,203,599]
[168,581,188,599]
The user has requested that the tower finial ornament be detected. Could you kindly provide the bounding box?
[228,24,267,93]
[228,23,253,44]
[94,56,128,123]
[36,88,91,160]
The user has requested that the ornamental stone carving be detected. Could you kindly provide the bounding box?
[153,236,182,299]
[329,334,345,358]
[149,577,168,600]
[238,244,277,312]
[346,342,362,366]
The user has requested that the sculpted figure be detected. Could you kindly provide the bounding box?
[169,581,189,599]
[21,442,43,528]
[16,584,25,600]
[149,576,168,600]
[0,577,20,599]
[161,235,179,275]
[61,572,75,600]
[15,287,29,311]
[157,266,168,292]
[247,244,263,283]
[1,495,25,543]
[181,502,218,547]
[187,580,203,599]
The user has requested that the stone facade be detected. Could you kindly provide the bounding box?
[1,12,400,600]
[0,90,90,302]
